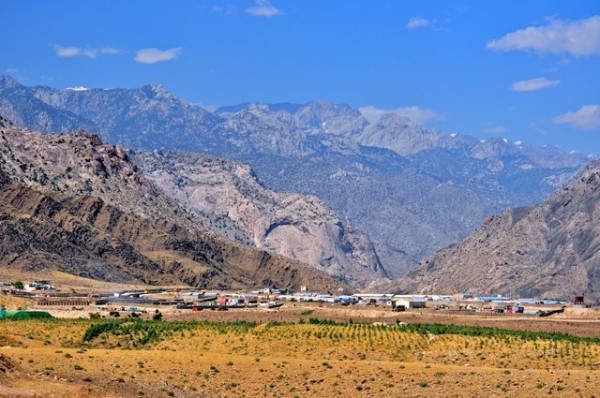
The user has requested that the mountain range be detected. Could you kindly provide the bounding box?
[0,75,594,286]
[396,159,600,302]
[0,116,347,292]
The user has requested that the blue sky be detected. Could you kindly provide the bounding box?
[1,0,600,154]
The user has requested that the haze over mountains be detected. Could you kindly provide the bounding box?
[0,75,595,292]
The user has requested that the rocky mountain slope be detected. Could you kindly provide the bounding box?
[132,151,387,287]
[396,160,600,301]
[0,117,348,292]
[0,75,592,278]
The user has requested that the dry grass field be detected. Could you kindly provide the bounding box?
[0,308,599,398]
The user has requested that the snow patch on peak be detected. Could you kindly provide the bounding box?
[66,86,88,92]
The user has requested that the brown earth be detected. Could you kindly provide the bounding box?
[0,313,598,398]
[0,304,599,398]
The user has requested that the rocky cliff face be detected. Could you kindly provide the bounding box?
[0,76,592,279]
[133,151,387,287]
[0,119,202,234]
[396,160,600,301]
[356,113,456,157]
[0,117,348,292]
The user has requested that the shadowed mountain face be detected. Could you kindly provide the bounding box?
[0,117,349,292]
[0,76,592,279]
[396,160,600,301]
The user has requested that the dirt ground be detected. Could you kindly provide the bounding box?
[0,303,598,397]
[0,314,598,398]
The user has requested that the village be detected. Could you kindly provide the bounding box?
[0,279,590,320]
[1,279,600,398]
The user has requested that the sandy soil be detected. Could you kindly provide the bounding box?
[0,315,598,398]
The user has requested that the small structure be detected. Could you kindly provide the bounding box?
[36,298,90,306]
[392,295,427,309]
[475,295,510,303]
[28,280,55,291]
[352,293,393,305]
[453,292,474,300]
[573,295,585,308]
[518,298,541,305]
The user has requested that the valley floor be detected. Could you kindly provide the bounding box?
[0,306,599,397]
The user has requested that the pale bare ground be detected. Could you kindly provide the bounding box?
[0,308,599,398]
[0,295,31,308]
[0,270,168,293]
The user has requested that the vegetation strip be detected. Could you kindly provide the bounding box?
[76,318,600,345]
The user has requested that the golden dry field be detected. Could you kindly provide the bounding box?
[0,310,599,398]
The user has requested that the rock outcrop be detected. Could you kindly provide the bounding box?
[134,151,388,287]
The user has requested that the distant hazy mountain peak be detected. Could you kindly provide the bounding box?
[0,75,21,90]
[248,102,280,112]
[296,99,368,134]
[140,83,173,99]
[374,111,415,127]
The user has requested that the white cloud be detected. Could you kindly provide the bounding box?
[482,125,507,134]
[246,0,282,17]
[406,16,433,30]
[553,104,600,130]
[358,106,387,124]
[359,105,442,125]
[55,46,122,59]
[134,48,182,64]
[82,49,98,58]
[487,15,600,56]
[511,77,560,92]
[56,46,82,57]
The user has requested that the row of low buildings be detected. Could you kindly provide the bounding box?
[3,279,588,313]
[274,291,577,312]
